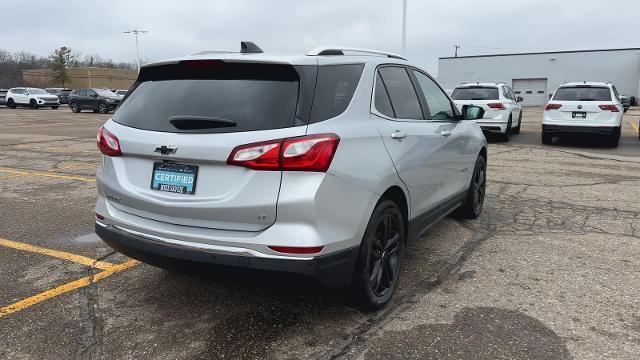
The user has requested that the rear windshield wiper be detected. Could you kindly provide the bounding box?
[168,116,237,130]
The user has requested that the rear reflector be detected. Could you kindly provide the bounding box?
[97,126,122,157]
[545,103,562,111]
[599,104,619,112]
[95,213,105,221]
[268,245,324,254]
[227,133,340,172]
[487,103,506,110]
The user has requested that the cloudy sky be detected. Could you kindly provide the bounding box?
[3,0,640,73]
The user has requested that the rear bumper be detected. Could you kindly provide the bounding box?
[475,121,508,133]
[95,222,359,288]
[542,124,618,136]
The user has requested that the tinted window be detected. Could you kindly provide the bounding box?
[374,73,395,118]
[378,67,423,119]
[310,64,364,123]
[113,62,302,133]
[553,86,611,101]
[451,87,499,100]
[412,70,455,120]
[76,89,87,96]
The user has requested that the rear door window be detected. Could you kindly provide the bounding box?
[377,67,423,120]
[113,62,305,134]
[451,87,499,100]
[310,64,364,123]
[553,86,612,101]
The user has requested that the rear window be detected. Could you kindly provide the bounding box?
[451,87,499,100]
[553,86,612,101]
[113,62,304,134]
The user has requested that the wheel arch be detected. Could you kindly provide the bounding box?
[379,185,409,242]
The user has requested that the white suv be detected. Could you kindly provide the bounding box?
[5,87,60,109]
[543,82,623,147]
[451,83,523,141]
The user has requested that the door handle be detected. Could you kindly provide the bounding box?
[390,130,407,140]
[440,130,452,137]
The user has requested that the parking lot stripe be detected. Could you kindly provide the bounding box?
[0,260,139,319]
[630,121,639,135]
[0,167,95,182]
[0,238,113,270]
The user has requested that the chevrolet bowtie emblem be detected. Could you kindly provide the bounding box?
[154,145,178,155]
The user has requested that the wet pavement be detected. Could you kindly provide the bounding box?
[0,106,639,359]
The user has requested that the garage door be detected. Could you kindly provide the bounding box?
[512,79,548,106]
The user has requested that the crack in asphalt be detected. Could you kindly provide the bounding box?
[75,267,104,360]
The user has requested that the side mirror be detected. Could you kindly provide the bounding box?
[517,97,524,103]
[461,105,485,120]
[92,94,98,98]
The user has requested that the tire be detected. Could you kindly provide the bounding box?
[7,99,16,109]
[51,106,59,110]
[351,199,406,310]
[498,117,512,142]
[454,155,486,219]
[541,132,553,145]
[608,127,620,148]
[70,102,80,113]
[29,99,38,109]
[98,102,108,114]
[513,111,522,134]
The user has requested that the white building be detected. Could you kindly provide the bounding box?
[438,48,640,106]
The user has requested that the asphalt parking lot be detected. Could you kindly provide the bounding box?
[1,106,639,359]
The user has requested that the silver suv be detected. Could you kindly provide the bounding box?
[95,43,488,309]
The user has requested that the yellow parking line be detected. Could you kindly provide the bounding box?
[0,174,27,180]
[0,260,139,318]
[630,121,639,135]
[0,238,113,270]
[0,167,95,182]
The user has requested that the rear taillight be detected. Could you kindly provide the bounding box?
[487,103,506,110]
[227,133,340,172]
[268,245,324,254]
[545,103,562,111]
[97,126,121,156]
[599,104,619,112]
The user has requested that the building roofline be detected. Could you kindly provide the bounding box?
[439,47,640,60]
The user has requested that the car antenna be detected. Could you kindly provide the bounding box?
[240,41,263,54]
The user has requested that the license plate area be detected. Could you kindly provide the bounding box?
[572,111,587,119]
[151,162,198,195]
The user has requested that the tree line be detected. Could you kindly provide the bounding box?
[0,47,136,88]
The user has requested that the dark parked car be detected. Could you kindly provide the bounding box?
[45,88,73,104]
[68,88,122,113]
[0,89,7,106]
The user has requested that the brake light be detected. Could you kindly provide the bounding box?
[268,245,324,254]
[545,103,562,111]
[97,126,121,156]
[487,103,506,110]
[599,104,619,112]
[227,134,340,172]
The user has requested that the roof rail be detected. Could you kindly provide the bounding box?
[307,46,408,61]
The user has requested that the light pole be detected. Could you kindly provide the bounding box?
[124,29,148,71]
[401,0,407,54]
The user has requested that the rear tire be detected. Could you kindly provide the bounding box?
[351,199,405,310]
[513,111,522,134]
[541,132,553,145]
[70,102,80,113]
[7,99,16,109]
[608,127,620,148]
[454,155,486,219]
[498,117,512,142]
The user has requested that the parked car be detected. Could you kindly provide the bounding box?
[450,83,523,141]
[5,87,60,109]
[0,89,7,106]
[45,88,73,104]
[94,43,488,309]
[618,94,630,112]
[68,88,122,113]
[114,90,128,97]
[542,82,623,147]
